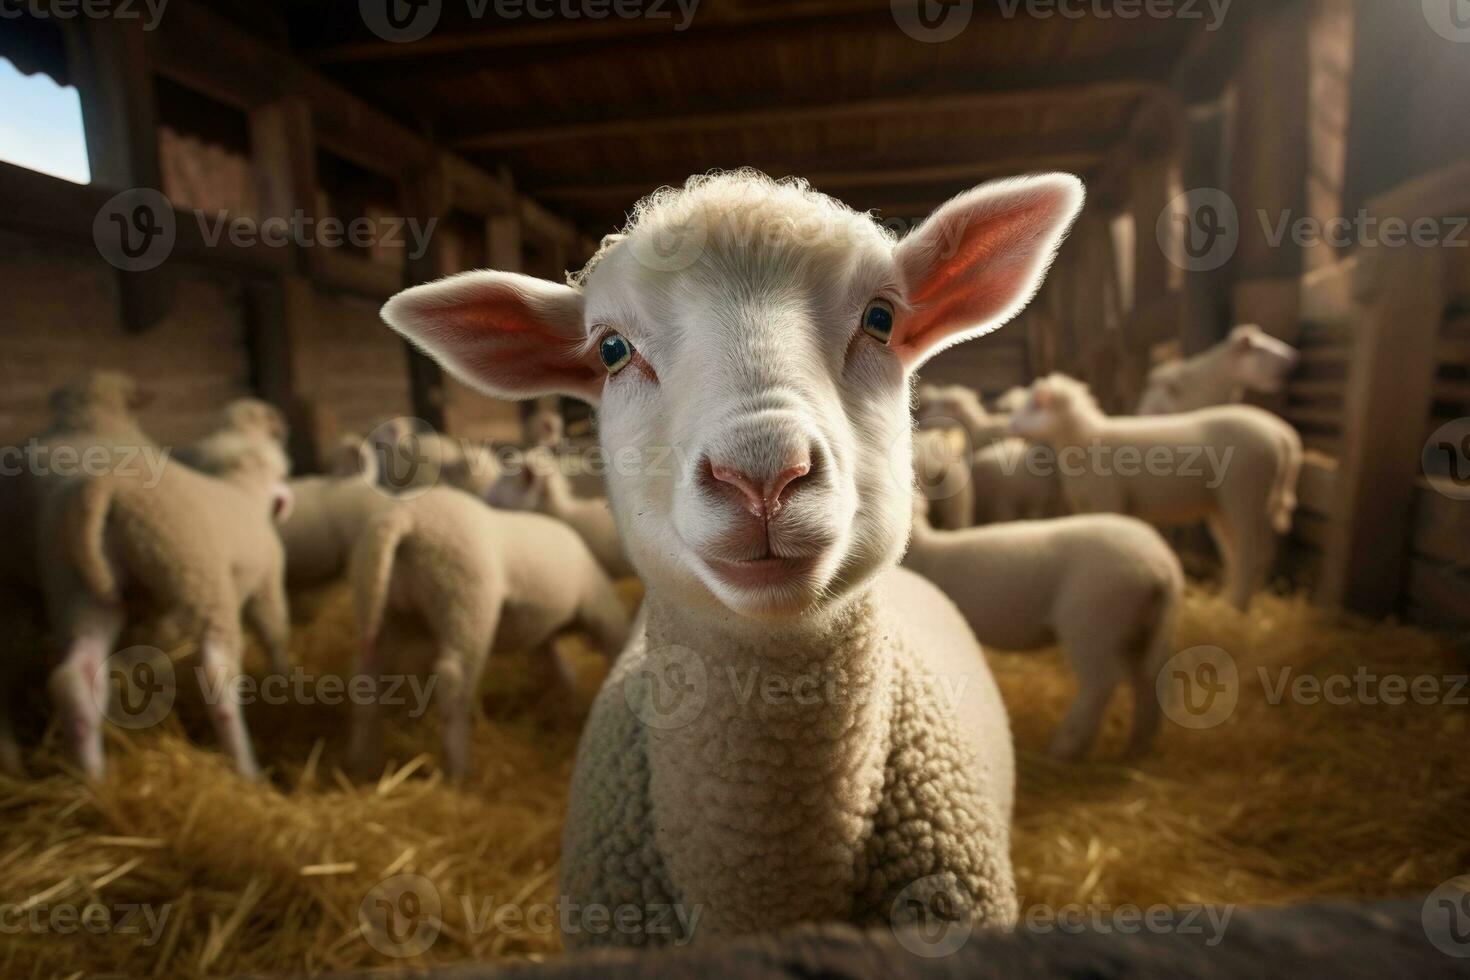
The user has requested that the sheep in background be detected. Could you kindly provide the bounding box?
[173,398,289,474]
[347,485,630,780]
[276,434,399,588]
[905,495,1182,760]
[994,386,1031,414]
[1137,324,1300,415]
[916,382,1011,448]
[39,426,293,779]
[382,168,1085,943]
[1012,373,1302,611]
[383,429,500,499]
[971,437,1069,524]
[524,396,566,449]
[912,426,976,530]
[488,446,634,578]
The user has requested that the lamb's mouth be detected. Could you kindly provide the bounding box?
[702,553,822,591]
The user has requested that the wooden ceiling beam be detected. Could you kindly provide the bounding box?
[452,81,1157,150]
[534,152,1108,204]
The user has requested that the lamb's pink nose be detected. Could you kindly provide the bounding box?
[709,455,812,519]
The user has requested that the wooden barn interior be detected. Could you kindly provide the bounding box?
[1,0,1468,977]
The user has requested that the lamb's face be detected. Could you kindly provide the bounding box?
[382,171,1085,621]
[582,215,911,618]
[1227,325,1299,394]
[1009,377,1078,440]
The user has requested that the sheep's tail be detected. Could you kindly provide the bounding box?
[1129,556,1185,759]
[62,478,120,603]
[350,507,413,646]
[1268,424,1304,536]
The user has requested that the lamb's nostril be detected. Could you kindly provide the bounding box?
[766,459,812,515]
[708,463,768,518]
[706,452,813,519]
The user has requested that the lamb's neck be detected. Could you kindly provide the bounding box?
[1049,409,1106,447]
[640,586,896,935]
[1177,352,1240,406]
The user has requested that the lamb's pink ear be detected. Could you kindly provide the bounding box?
[381,270,601,403]
[893,174,1084,370]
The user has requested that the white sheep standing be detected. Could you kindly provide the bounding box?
[970,437,1069,524]
[385,428,501,499]
[275,434,398,588]
[173,398,289,474]
[382,169,1085,944]
[905,495,1182,760]
[487,446,634,578]
[0,372,156,777]
[915,383,1011,448]
[1012,373,1302,611]
[911,427,975,530]
[39,426,293,779]
[347,485,631,780]
[1137,324,1300,415]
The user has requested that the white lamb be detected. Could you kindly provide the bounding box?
[910,427,975,530]
[915,383,1011,448]
[1012,373,1303,611]
[39,426,293,779]
[174,398,289,474]
[487,446,634,579]
[1137,324,1299,415]
[383,169,1085,944]
[347,485,631,780]
[970,437,1068,524]
[275,434,398,588]
[387,429,500,499]
[905,496,1182,760]
[524,396,566,448]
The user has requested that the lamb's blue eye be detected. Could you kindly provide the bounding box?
[599,333,634,374]
[861,299,895,344]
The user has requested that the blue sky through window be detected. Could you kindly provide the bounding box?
[0,58,91,184]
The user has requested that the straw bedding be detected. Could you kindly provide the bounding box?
[1,582,1466,978]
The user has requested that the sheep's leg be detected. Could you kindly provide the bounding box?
[1047,640,1122,762]
[1222,514,1271,612]
[48,610,122,780]
[434,650,477,782]
[576,585,631,662]
[347,634,385,780]
[199,633,260,780]
[1205,514,1240,605]
[1125,666,1163,761]
[245,579,291,676]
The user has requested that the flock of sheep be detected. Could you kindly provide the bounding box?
[0,170,1309,948]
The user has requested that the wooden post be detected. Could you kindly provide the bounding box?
[250,96,320,278]
[1318,243,1444,615]
[1178,99,1233,354]
[399,159,452,431]
[1227,2,1311,343]
[246,276,324,471]
[66,19,174,331]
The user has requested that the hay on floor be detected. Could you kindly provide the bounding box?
[1,583,1466,977]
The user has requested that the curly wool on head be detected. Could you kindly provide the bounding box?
[570,169,899,289]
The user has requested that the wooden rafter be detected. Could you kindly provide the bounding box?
[452,82,1156,150]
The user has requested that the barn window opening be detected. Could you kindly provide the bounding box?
[0,57,90,184]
